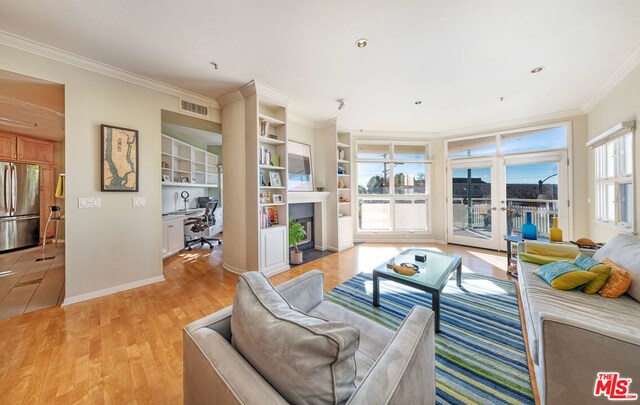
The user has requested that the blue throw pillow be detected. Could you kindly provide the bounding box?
[535,261,580,284]
[574,254,601,271]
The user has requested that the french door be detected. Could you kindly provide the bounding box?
[447,158,500,250]
[447,151,569,251]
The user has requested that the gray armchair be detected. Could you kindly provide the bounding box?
[183,270,436,404]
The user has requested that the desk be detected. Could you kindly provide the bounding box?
[162,208,223,258]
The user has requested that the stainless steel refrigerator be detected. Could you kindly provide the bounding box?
[0,162,40,252]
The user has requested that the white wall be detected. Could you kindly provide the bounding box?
[587,63,640,241]
[288,120,326,189]
[0,43,220,301]
[162,186,210,213]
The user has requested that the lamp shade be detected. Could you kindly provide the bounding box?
[55,174,65,198]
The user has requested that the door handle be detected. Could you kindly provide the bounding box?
[11,165,16,213]
[3,166,7,211]
[491,207,497,211]
[500,207,507,211]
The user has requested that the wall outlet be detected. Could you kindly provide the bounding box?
[78,197,101,209]
[133,197,146,207]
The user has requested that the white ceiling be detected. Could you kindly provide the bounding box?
[1,1,639,133]
[0,69,64,141]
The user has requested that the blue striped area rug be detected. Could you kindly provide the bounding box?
[325,272,534,405]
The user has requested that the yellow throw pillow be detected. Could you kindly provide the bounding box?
[581,264,612,294]
[550,271,597,290]
[525,241,579,259]
[598,258,632,298]
[519,253,568,265]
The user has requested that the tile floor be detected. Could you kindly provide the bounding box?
[0,243,65,320]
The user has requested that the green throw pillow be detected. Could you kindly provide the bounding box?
[550,271,597,290]
[581,264,612,294]
[519,253,567,265]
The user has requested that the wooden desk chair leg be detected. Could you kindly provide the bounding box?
[54,219,60,247]
[42,211,53,254]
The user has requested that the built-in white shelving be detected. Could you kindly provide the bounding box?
[161,134,219,187]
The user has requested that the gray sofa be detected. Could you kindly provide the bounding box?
[517,234,640,404]
[183,270,436,404]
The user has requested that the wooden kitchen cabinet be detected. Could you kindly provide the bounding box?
[40,166,56,239]
[0,132,17,161]
[17,136,54,165]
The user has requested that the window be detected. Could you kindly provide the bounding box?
[595,132,634,229]
[447,125,568,158]
[356,142,430,232]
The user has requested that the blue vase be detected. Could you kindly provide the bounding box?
[521,212,537,240]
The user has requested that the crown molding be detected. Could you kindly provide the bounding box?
[217,80,294,109]
[254,80,293,107]
[0,30,220,109]
[353,129,438,139]
[581,39,640,113]
[288,113,316,128]
[314,118,338,129]
[437,108,584,138]
[216,90,244,108]
[287,114,358,132]
[238,80,257,98]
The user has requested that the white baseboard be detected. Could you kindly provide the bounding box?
[353,238,447,244]
[262,265,291,277]
[62,275,165,306]
[222,262,247,274]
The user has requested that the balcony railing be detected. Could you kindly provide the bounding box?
[452,198,558,237]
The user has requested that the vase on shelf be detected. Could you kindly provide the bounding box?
[521,212,538,240]
[549,217,563,242]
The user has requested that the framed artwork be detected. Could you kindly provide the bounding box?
[267,207,279,225]
[287,141,313,191]
[272,194,283,203]
[101,124,138,191]
[180,176,190,183]
[162,174,170,182]
[269,171,282,187]
[259,191,271,204]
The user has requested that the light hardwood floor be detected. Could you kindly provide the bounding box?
[0,242,519,404]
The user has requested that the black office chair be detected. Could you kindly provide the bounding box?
[184,201,222,250]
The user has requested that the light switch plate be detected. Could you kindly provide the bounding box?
[78,197,101,209]
[132,197,146,207]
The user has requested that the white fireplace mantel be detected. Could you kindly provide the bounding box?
[288,191,332,250]
[288,191,331,204]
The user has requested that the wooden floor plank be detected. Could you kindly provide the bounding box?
[0,242,525,404]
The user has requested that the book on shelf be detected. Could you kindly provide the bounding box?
[259,206,279,229]
[259,147,280,167]
[259,119,270,137]
[259,146,272,166]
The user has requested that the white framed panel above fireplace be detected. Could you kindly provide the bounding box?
[288,191,331,250]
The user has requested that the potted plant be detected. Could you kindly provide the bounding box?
[289,216,306,264]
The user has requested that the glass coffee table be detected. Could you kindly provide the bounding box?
[373,248,462,333]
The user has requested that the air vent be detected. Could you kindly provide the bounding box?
[180,99,209,117]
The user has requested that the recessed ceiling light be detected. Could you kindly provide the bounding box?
[210,62,219,70]
[414,100,422,105]
[355,38,368,48]
[530,66,544,73]
[499,96,504,102]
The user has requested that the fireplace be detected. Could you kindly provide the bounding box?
[289,203,314,251]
